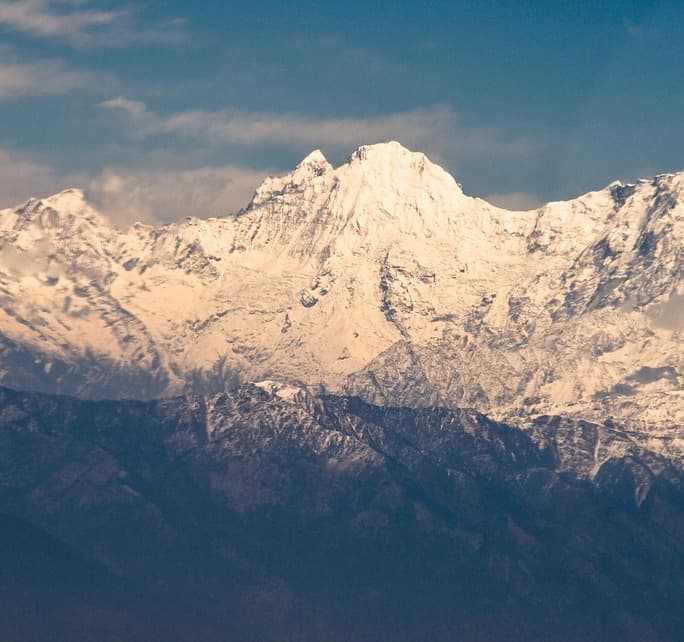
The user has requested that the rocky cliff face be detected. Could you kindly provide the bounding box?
[0,384,683,641]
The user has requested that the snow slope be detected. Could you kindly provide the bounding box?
[0,142,681,457]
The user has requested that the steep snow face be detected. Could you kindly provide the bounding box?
[0,141,682,453]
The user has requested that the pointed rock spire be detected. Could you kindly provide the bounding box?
[296,149,330,169]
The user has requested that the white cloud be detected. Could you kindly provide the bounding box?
[0,147,269,227]
[86,165,271,227]
[101,97,545,168]
[0,97,549,227]
[0,149,86,206]
[0,0,116,39]
[0,0,184,48]
[0,57,92,98]
[485,192,544,211]
[101,98,460,152]
[647,293,684,331]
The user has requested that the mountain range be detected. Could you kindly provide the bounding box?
[1,142,682,455]
[0,141,682,640]
[1,383,683,641]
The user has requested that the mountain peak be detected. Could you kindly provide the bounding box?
[291,148,333,181]
[296,149,330,170]
[249,149,333,207]
[42,188,88,212]
[349,140,414,162]
[347,141,439,172]
[6,187,111,235]
[344,141,458,188]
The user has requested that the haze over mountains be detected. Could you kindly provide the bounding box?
[1,384,683,642]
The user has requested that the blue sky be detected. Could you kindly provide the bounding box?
[0,0,682,224]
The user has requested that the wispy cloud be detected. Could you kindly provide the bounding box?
[87,165,271,226]
[485,192,544,211]
[0,56,92,98]
[101,97,460,152]
[100,96,544,165]
[0,92,550,225]
[0,0,185,48]
[0,147,269,227]
[0,148,85,206]
[647,293,684,331]
[0,0,117,41]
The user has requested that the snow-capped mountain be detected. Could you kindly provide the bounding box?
[0,142,682,454]
[1,144,684,640]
